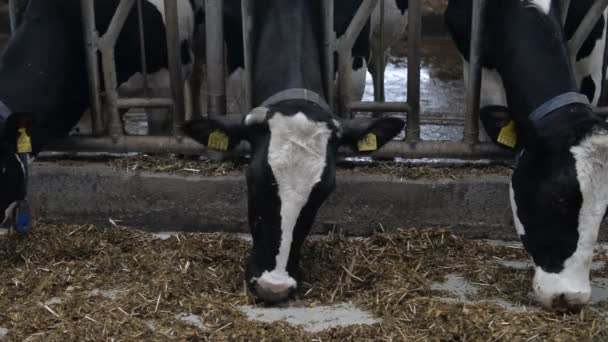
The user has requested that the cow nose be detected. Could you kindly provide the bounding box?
[547,292,589,313]
[252,273,297,303]
[254,282,293,303]
[533,282,591,312]
[533,267,592,312]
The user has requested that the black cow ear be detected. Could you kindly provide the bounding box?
[182,117,247,152]
[339,117,405,153]
[480,105,518,149]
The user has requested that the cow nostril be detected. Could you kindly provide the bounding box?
[551,293,583,313]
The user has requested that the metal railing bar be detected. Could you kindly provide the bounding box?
[406,0,421,142]
[80,0,104,136]
[463,0,485,145]
[117,98,173,108]
[560,0,570,25]
[569,0,608,61]
[349,101,412,112]
[99,0,137,139]
[205,0,226,116]
[374,0,386,103]
[321,0,335,111]
[241,0,254,111]
[136,0,150,98]
[337,0,379,118]
[48,136,512,160]
[163,0,186,135]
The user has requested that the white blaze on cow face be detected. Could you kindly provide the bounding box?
[525,131,608,309]
[256,112,332,291]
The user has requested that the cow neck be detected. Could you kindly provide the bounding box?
[252,0,325,106]
[493,2,599,143]
[0,0,88,120]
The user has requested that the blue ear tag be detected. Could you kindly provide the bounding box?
[14,200,32,235]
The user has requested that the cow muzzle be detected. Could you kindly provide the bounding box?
[252,271,297,304]
[533,267,591,312]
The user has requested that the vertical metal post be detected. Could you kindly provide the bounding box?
[464,0,485,145]
[205,0,226,116]
[601,24,608,106]
[321,0,335,111]
[98,0,137,139]
[241,0,254,111]
[374,0,386,103]
[136,0,150,98]
[164,0,186,134]
[560,0,571,25]
[337,0,378,118]
[80,0,104,136]
[406,0,421,142]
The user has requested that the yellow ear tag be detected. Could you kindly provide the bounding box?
[207,130,229,151]
[17,127,32,153]
[358,132,378,152]
[497,120,517,148]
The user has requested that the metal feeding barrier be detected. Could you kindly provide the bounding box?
[7,0,608,159]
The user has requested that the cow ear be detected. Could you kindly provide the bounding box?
[480,105,518,149]
[339,117,405,153]
[182,117,247,152]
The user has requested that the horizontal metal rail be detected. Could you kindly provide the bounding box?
[47,136,512,160]
[349,101,412,113]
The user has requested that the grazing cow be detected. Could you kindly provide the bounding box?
[184,0,405,303]
[0,0,200,230]
[446,0,608,311]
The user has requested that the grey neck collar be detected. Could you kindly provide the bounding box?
[528,92,590,123]
[261,88,332,113]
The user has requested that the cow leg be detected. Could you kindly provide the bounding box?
[350,57,368,102]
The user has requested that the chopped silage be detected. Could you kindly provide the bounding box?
[0,223,606,341]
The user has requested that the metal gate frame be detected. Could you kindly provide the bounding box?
[7,0,608,159]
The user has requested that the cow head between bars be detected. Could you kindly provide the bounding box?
[0,0,201,228]
[184,0,405,303]
[447,0,608,311]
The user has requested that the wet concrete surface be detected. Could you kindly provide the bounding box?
[239,303,379,333]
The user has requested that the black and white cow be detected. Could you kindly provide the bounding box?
[446,0,608,311]
[184,0,405,303]
[0,0,200,229]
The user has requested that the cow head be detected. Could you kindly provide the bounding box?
[485,107,608,311]
[0,143,26,229]
[184,101,404,303]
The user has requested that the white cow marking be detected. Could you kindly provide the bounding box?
[258,112,332,288]
[532,130,608,307]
